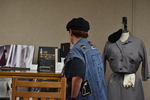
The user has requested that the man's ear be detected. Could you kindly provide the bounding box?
[69,29,73,36]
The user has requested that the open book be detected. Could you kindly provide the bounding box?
[0,45,35,69]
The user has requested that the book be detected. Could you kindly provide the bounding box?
[12,45,35,68]
[54,43,70,73]
[0,45,14,67]
[37,46,58,73]
[4,45,14,67]
[0,78,12,98]
[61,42,70,58]
[55,48,64,73]
[0,45,35,69]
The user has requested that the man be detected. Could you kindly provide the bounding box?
[62,17,108,100]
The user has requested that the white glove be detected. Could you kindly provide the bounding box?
[123,73,135,88]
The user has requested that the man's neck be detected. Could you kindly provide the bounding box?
[73,37,82,45]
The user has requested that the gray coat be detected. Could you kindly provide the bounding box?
[103,34,149,100]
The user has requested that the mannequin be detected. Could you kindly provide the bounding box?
[103,17,149,100]
[120,17,129,42]
[120,17,136,87]
[120,31,129,42]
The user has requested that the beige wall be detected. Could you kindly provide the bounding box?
[0,0,149,99]
[134,1,150,99]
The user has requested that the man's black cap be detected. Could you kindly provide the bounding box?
[66,17,90,32]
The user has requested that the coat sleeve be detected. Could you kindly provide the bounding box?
[102,42,108,74]
[140,41,149,81]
